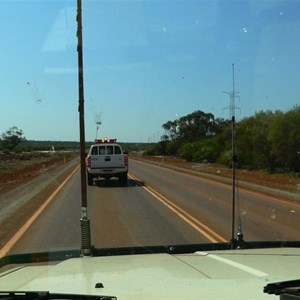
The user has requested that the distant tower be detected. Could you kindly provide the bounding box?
[223,64,240,119]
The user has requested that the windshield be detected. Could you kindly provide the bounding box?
[0,0,299,259]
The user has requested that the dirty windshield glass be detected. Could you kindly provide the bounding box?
[0,0,299,258]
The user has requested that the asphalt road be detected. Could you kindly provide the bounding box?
[5,158,300,255]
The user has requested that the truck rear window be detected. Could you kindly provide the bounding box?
[107,146,114,154]
[91,145,122,155]
[114,146,121,154]
[99,146,106,155]
[91,146,98,155]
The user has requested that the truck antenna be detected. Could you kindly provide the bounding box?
[223,64,244,249]
[77,0,92,256]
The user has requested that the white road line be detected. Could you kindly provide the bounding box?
[129,173,227,243]
[0,165,80,258]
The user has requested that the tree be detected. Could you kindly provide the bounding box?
[0,126,26,151]
[268,105,300,171]
[235,108,300,171]
[162,110,228,144]
[179,136,223,163]
[236,111,278,170]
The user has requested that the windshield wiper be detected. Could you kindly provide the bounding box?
[0,292,116,300]
[264,279,300,298]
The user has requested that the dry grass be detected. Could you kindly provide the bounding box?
[0,152,77,194]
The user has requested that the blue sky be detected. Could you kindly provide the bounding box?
[0,0,299,142]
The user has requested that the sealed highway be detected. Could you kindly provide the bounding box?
[4,158,300,255]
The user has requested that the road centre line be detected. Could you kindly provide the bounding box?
[0,165,80,258]
[128,173,227,243]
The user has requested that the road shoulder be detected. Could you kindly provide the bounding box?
[0,157,79,249]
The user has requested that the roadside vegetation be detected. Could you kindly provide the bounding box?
[0,104,298,194]
[144,105,300,174]
[0,127,153,191]
[0,127,79,193]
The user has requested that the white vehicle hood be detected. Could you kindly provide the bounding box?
[1,247,299,299]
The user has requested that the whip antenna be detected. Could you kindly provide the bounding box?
[77,0,92,256]
[223,64,244,249]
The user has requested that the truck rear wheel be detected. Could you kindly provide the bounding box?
[87,172,94,186]
[119,174,128,186]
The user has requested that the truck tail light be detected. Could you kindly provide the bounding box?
[86,156,91,168]
[124,155,128,167]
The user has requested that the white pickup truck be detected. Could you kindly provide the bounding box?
[86,138,128,186]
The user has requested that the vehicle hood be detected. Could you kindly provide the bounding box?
[1,247,299,299]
